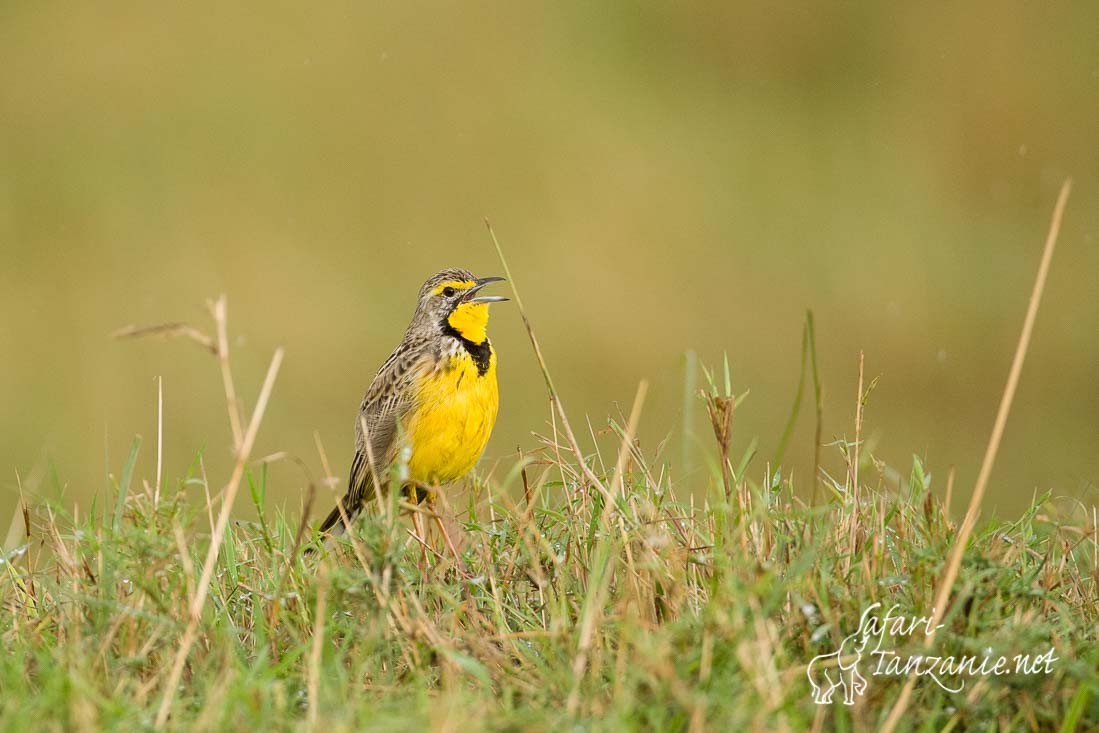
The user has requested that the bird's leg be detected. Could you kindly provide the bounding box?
[432,511,463,566]
[401,483,465,576]
[410,508,428,570]
[427,490,468,576]
[401,484,431,570]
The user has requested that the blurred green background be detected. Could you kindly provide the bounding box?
[2,3,1096,531]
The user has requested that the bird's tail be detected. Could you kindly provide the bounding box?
[309,450,378,552]
[304,497,358,555]
[317,498,359,536]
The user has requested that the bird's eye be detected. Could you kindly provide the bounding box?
[442,287,456,298]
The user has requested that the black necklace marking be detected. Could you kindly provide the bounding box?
[442,323,492,376]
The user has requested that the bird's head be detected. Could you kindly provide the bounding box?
[413,268,508,345]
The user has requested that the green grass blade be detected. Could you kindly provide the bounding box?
[113,436,141,530]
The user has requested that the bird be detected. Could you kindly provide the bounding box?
[317,268,507,549]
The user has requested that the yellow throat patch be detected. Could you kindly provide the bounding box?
[446,301,491,345]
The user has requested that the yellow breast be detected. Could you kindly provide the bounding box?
[403,348,499,487]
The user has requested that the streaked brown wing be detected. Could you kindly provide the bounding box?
[318,337,432,534]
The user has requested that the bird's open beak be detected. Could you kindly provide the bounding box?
[464,276,509,304]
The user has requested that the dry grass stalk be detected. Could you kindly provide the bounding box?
[881,178,1073,733]
[154,301,284,728]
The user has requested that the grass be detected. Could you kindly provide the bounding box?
[3,195,1096,731]
[2,330,1097,731]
